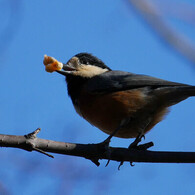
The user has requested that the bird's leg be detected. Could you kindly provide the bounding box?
[128,117,152,149]
[90,118,131,167]
[118,118,154,169]
[102,117,131,145]
[128,132,145,149]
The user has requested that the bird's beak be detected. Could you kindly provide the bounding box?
[56,64,76,76]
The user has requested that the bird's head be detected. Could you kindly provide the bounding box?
[43,53,111,78]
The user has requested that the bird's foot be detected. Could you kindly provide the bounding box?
[91,119,131,167]
[118,134,154,170]
[87,137,112,167]
[128,133,145,149]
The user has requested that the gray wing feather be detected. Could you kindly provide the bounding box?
[86,71,189,94]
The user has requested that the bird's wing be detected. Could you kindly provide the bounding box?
[86,70,189,94]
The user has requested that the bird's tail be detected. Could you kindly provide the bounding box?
[155,86,195,106]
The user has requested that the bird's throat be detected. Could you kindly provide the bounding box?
[66,75,89,104]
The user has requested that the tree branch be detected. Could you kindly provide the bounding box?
[1,128,195,167]
[127,0,195,65]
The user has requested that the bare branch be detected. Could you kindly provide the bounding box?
[0,130,195,166]
[154,1,195,25]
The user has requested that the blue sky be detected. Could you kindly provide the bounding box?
[0,0,195,194]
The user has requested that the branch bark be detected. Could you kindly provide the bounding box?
[1,128,195,167]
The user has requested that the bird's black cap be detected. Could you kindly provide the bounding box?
[74,53,112,70]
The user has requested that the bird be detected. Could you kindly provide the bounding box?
[43,53,195,150]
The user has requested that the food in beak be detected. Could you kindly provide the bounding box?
[43,55,63,73]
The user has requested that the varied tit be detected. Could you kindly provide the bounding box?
[43,53,195,147]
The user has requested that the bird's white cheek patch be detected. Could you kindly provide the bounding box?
[73,65,109,78]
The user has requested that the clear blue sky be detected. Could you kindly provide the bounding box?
[0,0,195,194]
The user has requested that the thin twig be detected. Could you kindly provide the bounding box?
[127,0,195,64]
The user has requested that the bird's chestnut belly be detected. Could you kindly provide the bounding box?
[75,90,155,138]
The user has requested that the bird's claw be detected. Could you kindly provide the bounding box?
[130,162,135,166]
[87,138,112,167]
[118,134,154,169]
[118,161,124,170]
